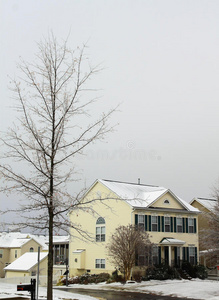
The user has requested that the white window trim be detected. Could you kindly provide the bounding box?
[95,259,105,269]
[164,216,171,232]
[151,215,158,232]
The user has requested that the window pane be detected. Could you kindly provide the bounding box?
[189,247,195,256]
[96,217,105,224]
[152,216,157,223]
[101,227,105,234]
[152,216,158,231]
[177,218,182,233]
[152,224,158,231]
[165,217,170,224]
[139,215,144,223]
[96,227,101,234]
[188,218,194,226]
[177,218,182,225]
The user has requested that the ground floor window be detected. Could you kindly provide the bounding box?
[189,247,195,265]
[152,246,159,265]
[95,259,105,269]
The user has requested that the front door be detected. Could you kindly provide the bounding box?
[164,246,169,265]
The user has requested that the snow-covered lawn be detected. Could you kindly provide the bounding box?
[0,282,95,300]
[1,279,219,300]
[55,279,219,300]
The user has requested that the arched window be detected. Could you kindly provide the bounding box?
[30,247,34,252]
[164,199,170,204]
[96,217,105,242]
[96,217,105,225]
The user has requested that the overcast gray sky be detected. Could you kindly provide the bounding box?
[0,0,219,208]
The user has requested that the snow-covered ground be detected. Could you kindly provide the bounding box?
[1,279,219,300]
[0,282,95,300]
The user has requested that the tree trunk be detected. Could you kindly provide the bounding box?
[47,207,53,300]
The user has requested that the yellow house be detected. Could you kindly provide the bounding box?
[0,232,47,278]
[4,252,48,278]
[190,197,217,266]
[69,179,200,277]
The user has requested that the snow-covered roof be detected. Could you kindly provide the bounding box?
[160,238,185,245]
[97,179,199,212]
[4,252,48,271]
[190,197,217,212]
[51,235,69,244]
[0,232,48,250]
[73,249,85,253]
[0,232,69,250]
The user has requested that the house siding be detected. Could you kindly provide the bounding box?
[69,180,200,277]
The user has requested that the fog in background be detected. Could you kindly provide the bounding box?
[0,0,219,227]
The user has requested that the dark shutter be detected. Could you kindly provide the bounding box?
[174,247,177,266]
[135,214,138,225]
[195,247,197,265]
[174,217,176,232]
[158,216,161,232]
[158,246,161,265]
[145,215,148,231]
[194,218,197,233]
[186,218,188,233]
[182,218,185,233]
[171,217,173,232]
[162,216,164,232]
[149,215,151,231]
[187,247,189,263]
[183,247,186,261]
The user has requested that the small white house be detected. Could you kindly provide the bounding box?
[4,252,48,278]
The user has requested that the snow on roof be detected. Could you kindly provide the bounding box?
[190,197,217,212]
[73,249,85,253]
[4,252,48,271]
[0,232,68,250]
[0,232,48,250]
[160,238,185,245]
[98,179,199,212]
[51,235,69,244]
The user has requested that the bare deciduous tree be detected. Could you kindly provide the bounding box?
[0,34,116,300]
[107,225,152,281]
[199,185,219,266]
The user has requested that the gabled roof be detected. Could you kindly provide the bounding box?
[0,232,48,250]
[0,232,68,250]
[4,252,48,271]
[190,197,217,212]
[92,179,199,212]
[160,238,185,245]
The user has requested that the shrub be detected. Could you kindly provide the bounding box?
[61,273,110,285]
[132,270,143,282]
[143,264,180,281]
[182,262,208,279]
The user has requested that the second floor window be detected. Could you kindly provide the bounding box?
[30,247,34,252]
[138,215,145,229]
[15,250,17,258]
[165,217,170,232]
[0,250,3,258]
[188,218,194,233]
[96,217,105,242]
[176,218,183,233]
[151,216,158,231]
